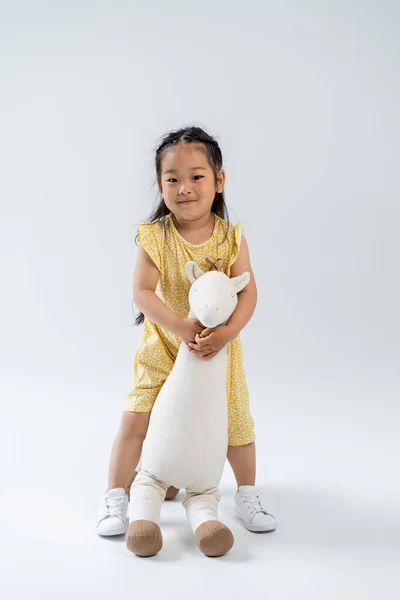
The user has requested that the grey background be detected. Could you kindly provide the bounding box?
[1,1,399,598]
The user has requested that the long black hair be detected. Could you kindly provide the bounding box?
[133,125,230,326]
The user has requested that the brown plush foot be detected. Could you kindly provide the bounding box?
[165,486,180,501]
[195,520,234,557]
[126,520,163,557]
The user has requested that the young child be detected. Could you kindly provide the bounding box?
[97,126,277,536]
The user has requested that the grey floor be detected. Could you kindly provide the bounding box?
[1,375,399,599]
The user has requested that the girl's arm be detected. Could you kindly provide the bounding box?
[133,245,182,336]
[225,235,258,339]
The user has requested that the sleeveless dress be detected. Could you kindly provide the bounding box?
[126,212,255,447]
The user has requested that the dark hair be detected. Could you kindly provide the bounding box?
[133,125,230,326]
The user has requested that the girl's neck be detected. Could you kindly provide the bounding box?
[172,210,214,232]
[171,211,215,244]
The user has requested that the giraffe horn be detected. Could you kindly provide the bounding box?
[205,255,223,271]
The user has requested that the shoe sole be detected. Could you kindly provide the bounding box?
[235,513,277,533]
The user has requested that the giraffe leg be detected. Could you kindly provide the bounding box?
[183,487,234,557]
[126,470,168,557]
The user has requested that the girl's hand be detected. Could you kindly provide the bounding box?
[188,325,234,360]
[176,317,205,349]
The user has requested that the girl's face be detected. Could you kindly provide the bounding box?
[159,143,225,221]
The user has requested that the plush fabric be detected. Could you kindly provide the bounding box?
[128,261,250,556]
[140,261,250,492]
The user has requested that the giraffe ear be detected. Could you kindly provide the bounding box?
[231,271,250,293]
[185,261,205,283]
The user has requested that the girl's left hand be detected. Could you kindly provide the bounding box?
[188,325,234,360]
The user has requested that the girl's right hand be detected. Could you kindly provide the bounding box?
[176,317,204,348]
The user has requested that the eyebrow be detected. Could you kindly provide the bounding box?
[163,166,208,175]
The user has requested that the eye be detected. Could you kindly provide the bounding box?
[167,178,177,183]
[193,175,204,180]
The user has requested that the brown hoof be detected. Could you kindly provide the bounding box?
[165,486,180,501]
[195,520,234,557]
[126,520,163,557]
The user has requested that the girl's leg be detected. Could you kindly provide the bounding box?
[225,338,257,488]
[228,442,277,532]
[107,410,151,498]
[125,469,138,500]
[227,441,256,487]
[107,410,180,501]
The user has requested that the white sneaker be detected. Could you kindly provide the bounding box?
[235,485,277,532]
[97,488,129,536]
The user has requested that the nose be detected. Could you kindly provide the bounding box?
[205,302,218,311]
[198,298,220,328]
[179,181,192,195]
[204,298,219,311]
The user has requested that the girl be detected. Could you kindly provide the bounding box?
[96,126,277,536]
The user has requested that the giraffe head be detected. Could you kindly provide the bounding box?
[185,261,250,328]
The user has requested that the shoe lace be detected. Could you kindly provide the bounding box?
[241,493,268,516]
[102,496,125,516]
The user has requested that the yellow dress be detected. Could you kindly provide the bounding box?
[126,212,255,447]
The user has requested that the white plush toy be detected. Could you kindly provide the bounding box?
[126,260,250,557]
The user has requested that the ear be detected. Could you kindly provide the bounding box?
[232,271,250,293]
[185,261,205,283]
